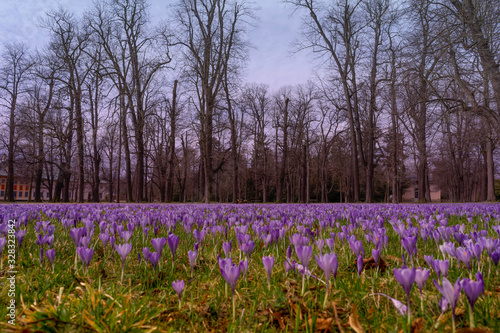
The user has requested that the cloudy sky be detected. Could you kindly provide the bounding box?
[0,0,314,89]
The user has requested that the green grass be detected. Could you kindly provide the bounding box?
[0,207,499,332]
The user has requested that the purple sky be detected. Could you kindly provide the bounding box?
[0,0,314,89]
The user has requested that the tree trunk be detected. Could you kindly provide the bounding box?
[75,87,85,203]
[120,91,133,202]
[6,94,16,202]
[275,119,281,203]
[389,35,400,203]
[280,98,289,203]
[109,145,114,203]
[263,148,267,203]
[166,80,178,202]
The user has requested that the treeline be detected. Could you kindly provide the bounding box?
[0,0,499,203]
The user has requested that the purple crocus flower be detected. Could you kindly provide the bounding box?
[432,230,441,246]
[295,245,312,268]
[80,235,92,248]
[37,234,45,246]
[285,258,296,273]
[35,221,43,235]
[77,246,94,270]
[433,277,462,332]
[240,241,255,258]
[402,235,418,263]
[290,233,309,247]
[424,255,434,268]
[151,238,167,256]
[440,242,456,258]
[479,237,498,256]
[70,228,84,247]
[188,249,198,277]
[109,236,116,249]
[223,241,232,258]
[142,247,151,263]
[315,239,325,253]
[357,255,364,276]
[193,229,206,245]
[99,221,107,232]
[142,226,149,239]
[237,233,251,246]
[239,259,249,277]
[46,248,55,271]
[262,234,272,248]
[315,252,338,283]
[456,247,472,271]
[45,235,54,248]
[220,262,240,319]
[414,267,430,296]
[120,230,133,243]
[373,293,407,316]
[218,255,233,271]
[168,234,179,263]
[372,248,381,267]
[326,238,335,252]
[221,262,240,295]
[439,297,449,314]
[492,225,500,238]
[461,272,484,310]
[394,267,416,315]
[432,259,449,279]
[99,233,109,248]
[262,255,275,286]
[315,252,338,308]
[172,279,185,300]
[148,251,161,271]
[491,249,500,266]
[172,279,185,309]
[115,243,133,278]
[349,239,364,258]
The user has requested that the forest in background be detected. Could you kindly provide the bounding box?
[1,0,499,203]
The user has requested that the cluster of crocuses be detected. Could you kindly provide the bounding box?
[69,220,136,281]
[140,234,179,271]
[35,220,56,272]
[382,214,499,331]
[385,265,485,333]
[1,202,499,330]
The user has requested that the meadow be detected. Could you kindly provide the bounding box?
[0,203,499,332]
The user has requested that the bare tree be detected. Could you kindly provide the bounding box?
[88,0,170,202]
[41,9,93,202]
[273,88,291,203]
[242,84,271,202]
[437,0,499,201]
[361,0,391,202]
[174,0,252,203]
[286,0,366,202]
[85,43,108,202]
[166,80,179,202]
[0,43,34,202]
[315,79,346,202]
[445,0,500,132]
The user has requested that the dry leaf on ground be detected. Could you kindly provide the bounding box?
[348,304,365,333]
[308,318,334,332]
[411,318,424,333]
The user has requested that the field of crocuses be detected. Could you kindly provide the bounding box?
[1,203,499,332]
